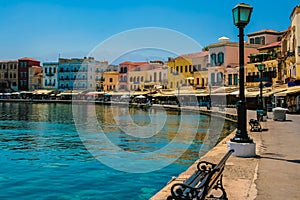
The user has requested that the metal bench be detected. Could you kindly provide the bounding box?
[167,149,234,200]
[249,119,261,132]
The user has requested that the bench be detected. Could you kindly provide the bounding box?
[249,119,261,132]
[167,149,234,200]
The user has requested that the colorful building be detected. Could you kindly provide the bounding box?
[247,29,283,45]
[18,57,41,91]
[167,52,208,89]
[103,71,119,92]
[246,41,282,86]
[0,60,18,92]
[282,5,300,81]
[57,57,105,91]
[43,62,58,89]
[118,61,148,91]
[207,38,260,87]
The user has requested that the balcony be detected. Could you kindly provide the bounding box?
[46,73,55,76]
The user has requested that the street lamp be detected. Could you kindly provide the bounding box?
[230,3,253,144]
[255,63,266,110]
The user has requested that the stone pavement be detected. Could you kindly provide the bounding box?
[151,110,300,200]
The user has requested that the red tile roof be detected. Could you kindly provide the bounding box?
[18,57,40,62]
[119,61,148,66]
[257,41,281,50]
[177,51,209,59]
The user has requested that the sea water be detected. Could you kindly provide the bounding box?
[0,102,235,199]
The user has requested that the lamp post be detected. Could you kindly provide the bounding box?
[255,63,266,110]
[230,3,253,143]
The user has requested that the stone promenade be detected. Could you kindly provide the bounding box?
[151,110,300,200]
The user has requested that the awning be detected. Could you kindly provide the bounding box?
[60,92,79,95]
[274,87,300,97]
[86,91,105,96]
[33,90,53,95]
[196,93,210,97]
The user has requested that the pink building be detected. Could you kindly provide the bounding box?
[247,29,284,45]
[207,39,260,86]
[118,61,148,91]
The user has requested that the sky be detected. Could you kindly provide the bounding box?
[0,0,298,63]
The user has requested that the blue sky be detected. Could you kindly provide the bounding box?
[0,0,298,63]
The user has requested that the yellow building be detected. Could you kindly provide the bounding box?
[167,52,208,89]
[168,56,192,89]
[103,71,119,92]
[246,41,282,87]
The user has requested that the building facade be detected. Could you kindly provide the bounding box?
[43,62,58,89]
[247,29,283,45]
[58,57,105,91]
[207,40,260,87]
[246,41,282,86]
[18,57,41,91]
[118,61,148,91]
[103,71,119,92]
[167,52,209,89]
[0,60,18,92]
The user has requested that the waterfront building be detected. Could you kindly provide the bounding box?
[18,57,41,91]
[29,66,43,90]
[281,5,300,82]
[167,51,209,90]
[118,61,148,91]
[127,62,168,91]
[207,37,259,87]
[43,62,58,89]
[0,60,18,92]
[247,29,283,45]
[58,57,106,91]
[246,41,282,87]
[102,71,119,92]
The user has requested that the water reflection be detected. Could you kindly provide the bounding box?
[0,102,236,199]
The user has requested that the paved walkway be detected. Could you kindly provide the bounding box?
[151,110,300,200]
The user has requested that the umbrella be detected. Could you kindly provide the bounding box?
[135,95,146,99]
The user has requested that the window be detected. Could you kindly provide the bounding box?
[217,52,224,65]
[233,74,238,85]
[180,66,183,73]
[228,74,233,85]
[189,65,192,72]
[255,37,260,44]
[211,54,216,66]
[197,64,201,71]
[45,68,48,73]
[217,72,223,83]
[261,36,265,45]
[211,73,215,83]
[250,38,254,44]
[185,65,188,72]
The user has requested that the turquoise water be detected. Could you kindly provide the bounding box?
[0,102,235,199]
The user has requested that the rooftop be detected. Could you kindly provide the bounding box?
[18,57,40,62]
[247,29,283,37]
[177,51,209,59]
[257,41,281,50]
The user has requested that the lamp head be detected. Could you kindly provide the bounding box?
[232,3,253,28]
